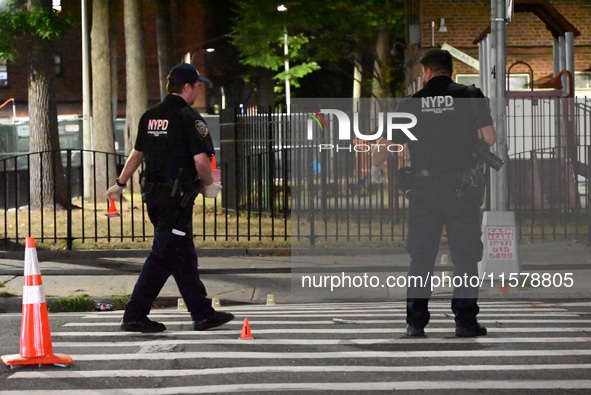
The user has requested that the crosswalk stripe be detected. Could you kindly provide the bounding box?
[50,337,591,348]
[4,380,591,393]
[49,327,591,337]
[81,312,580,319]
[81,307,568,317]
[220,304,563,309]
[62,318,591,327]
[66,349,591,361]
[8,363,591,379]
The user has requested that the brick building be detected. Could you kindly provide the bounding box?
[0,0,212,122]
[405,0,591,96]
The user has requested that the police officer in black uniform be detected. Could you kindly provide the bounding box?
[106,63,234,333]
[372,49,496,338]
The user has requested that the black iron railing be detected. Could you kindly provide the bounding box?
[0,98,589,249]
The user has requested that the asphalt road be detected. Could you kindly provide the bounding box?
[1,299,591,394]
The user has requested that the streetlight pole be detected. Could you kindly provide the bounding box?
[277,5,290,114]
[283,26,291,114]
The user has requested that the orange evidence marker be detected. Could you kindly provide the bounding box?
[238,318,255,339]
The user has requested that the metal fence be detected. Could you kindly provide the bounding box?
[0,97,589,249]
[0,147,293,249]
[506,96,590,242]
[0,150,145,249]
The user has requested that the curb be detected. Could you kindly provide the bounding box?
[0,247,409,260]
[0,295,256,315]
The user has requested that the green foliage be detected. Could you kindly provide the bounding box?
[0,5,73,61]
[231,0,405,96]
[28,8,72,39]
[49,294,95,312]
[274,62,321,90]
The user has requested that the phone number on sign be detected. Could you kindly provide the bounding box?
[488,272,574,288]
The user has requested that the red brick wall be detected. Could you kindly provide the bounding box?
[0,0,211,120]
[407,0,591,90]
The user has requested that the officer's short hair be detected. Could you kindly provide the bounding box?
[167,81,192,94]
[420,49,453,75]
[166,63,210,93]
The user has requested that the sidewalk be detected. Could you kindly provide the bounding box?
[0,242,589,313]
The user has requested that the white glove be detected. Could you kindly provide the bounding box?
[371,164,385,183]
[105,184,125,200]
[203,183,222,198]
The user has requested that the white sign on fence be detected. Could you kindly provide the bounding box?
[478,211,520,280]
[486,227,516,260]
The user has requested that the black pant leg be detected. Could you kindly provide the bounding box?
[444,187,484,327]
[405,179,445,327]
[124,193,193,321]
[170,234,215,320]
[124,249,173,321]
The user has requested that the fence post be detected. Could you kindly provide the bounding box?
[66,149,73,250]
[220,108,238,211]
[267,106,276,218]
[587,146,590,245]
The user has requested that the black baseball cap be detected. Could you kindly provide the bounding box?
[167,63,211,85]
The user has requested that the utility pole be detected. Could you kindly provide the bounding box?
[491,0,507,211]
[478,0,519,280]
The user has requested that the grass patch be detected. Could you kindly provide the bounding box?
[0,290,16,297]
[0,193,295,249]
[0,191,586,250]
[49,294,95,312]
[110,294,131,310]
[0,281,5,288]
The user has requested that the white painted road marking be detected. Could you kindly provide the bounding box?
[50,336,591,348]
[49,327,591,337]
[64,349,591,361]
[9,363,591,379]
[2,380,591,393]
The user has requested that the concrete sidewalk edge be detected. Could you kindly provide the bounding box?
[0,246,410,260]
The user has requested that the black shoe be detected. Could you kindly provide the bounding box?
[406,325,426,337]
[121,317,166,333]
[193,311,235,331]
[455,323,487,337]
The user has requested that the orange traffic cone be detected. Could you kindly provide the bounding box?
[105,197,121,217]
[238,318,254,339]
[1,237,73,366]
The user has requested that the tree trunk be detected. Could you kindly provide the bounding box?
[154,0,174,101]
[110,0,120,124]
[124,0,147,155]
[91,0,117,195]
[27,0,69,209]
[371,28,391,99]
